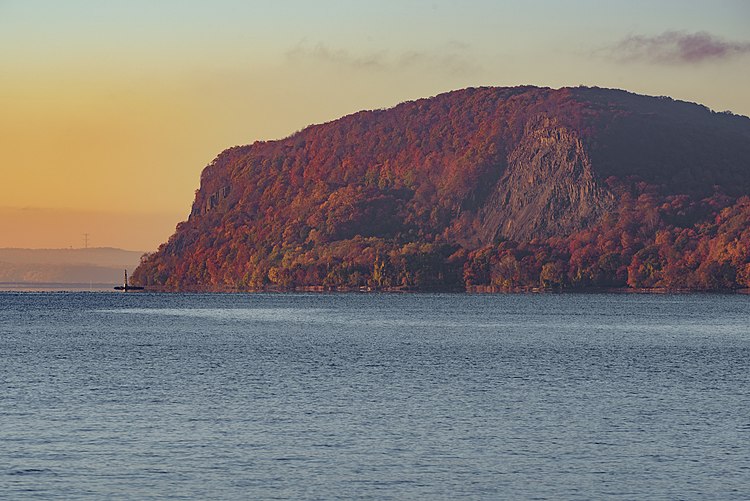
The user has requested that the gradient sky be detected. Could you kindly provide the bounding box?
[2,0,749,251]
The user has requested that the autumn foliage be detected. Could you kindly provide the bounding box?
[132,86,750,291]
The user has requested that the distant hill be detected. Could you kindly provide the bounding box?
[133,86,750,291]
[0,247,144,285]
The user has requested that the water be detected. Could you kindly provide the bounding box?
[1,292,749,500]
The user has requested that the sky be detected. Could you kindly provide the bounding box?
[1,0,749,251]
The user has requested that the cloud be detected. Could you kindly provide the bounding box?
[285,41,481,76]
[606,31,750,64]
[286,43,388,70]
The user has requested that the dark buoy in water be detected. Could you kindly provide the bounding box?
[114,270,144,291]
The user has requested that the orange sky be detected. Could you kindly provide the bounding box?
[2,1,749,251]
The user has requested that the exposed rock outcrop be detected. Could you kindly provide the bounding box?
[479,115,614,242]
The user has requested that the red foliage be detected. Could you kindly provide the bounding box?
[132,87,750,291]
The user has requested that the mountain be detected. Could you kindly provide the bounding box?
[0,247,144,287]
[133,86,750,291]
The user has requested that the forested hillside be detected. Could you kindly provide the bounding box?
[133,86,750,291]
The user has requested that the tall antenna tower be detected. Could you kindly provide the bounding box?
[83,233,89,249]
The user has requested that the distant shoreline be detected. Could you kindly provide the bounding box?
[0,282,115,292]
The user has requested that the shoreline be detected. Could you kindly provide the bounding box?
[4,283,747,294]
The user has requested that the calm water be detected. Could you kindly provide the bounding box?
[1,292,749,500]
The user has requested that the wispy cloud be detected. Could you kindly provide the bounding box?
[605,31,750,64]
[285,41,481,76]
[286,44,388,70]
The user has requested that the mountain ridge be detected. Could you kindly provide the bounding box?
[0,247,145,285]
[133,86,750,291]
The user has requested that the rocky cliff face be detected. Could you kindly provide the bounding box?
[132,86,750,291]
[478,115,614,243]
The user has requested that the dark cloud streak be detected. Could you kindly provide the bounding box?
[607,31,750,64]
